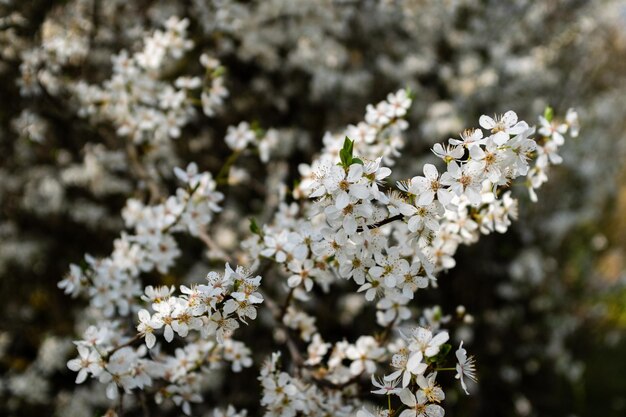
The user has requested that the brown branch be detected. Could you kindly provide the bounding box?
[279,287,295,319]
[260,287,304,368]
[125,143,163,204]
[356,214,403,232]
[105,334,142,359]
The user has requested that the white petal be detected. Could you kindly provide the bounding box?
[501,110,518,127]
[350,184,371,199]
[335,192,351,210]
[287,275,301,288]
[423,164,438,180]
[343,216,357,235]
[479,115,496,129]
[75,369,88,384]
[406,351,423,373]
[508,121,529,134]
[399,388,417,407]
[146,333,156,349]
[164,325,174,342]
[347,164,364,181]
[492,131,509,145]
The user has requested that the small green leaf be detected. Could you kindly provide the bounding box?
[544,106,554,123]
[343,136,353,151]
[352,158,364,165]
[339,137,358,168]
[439,343,452,358]
[405,86,416,100]
[339,149,349,166]
[426,343,452,365]
[249,217,261,235]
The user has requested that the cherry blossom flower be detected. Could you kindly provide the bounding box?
[66,345,102,383]
[479,111,529,145]
[137,309,163,349]
[455,341,477,394]
[398,388,444,417]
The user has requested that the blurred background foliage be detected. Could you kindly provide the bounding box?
[1,0,626,416]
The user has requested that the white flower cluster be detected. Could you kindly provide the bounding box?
[59,91,578,416]
[234,91,579,416]
[72,17,227,144]
[528,108,580,201]
[3,0,624,415]
[66,320,255,415]
[138,263,263,347]
[259,352,357,417]
[58,163,224,316]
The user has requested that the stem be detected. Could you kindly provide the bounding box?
[379,316,398,344]
[260,287,304,368]
[280,287,295,319]
[125,142,163,204]
[435,367,456,371]
[356,214,403,233]
[139,391,150,417]
[117,390,125,416]
[105,334,142,359]
[216,150,242,185]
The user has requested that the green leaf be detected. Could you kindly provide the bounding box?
[426,343,453,365]
[544,106,554,123]
[352,158,364,165]
[249,217,261,235]
[405,86,416,100]
[339,149,349,166]
[340,137,357,167]
[439,343,452,358]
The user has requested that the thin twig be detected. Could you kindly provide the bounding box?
[356,214,403,232]
[125,143,163,204]
[260,287,304,368]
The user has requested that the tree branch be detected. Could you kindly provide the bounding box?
[356,214,403,232]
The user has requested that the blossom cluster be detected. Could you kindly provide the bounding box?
[2,1,619,416]
[66,263,261,414]
[58,163,224,316]
[228,90,578,416]
[72,17,228,144]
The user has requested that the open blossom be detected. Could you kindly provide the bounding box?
[336,164,371,208]
[407,164,454,207]
[432,143,464,163]
[225,121,256,151]
[538,115,568,145]
[58,263,86,297]
[137,309,163,348]
[455,341,477,394]
[398,388,444,417]
[346,336,385,375]
[440,161,482,206]
[287,259,316,291]
[369,248,410,288]
[205,311,240,343]
[406,327,449,357]
[304,333,331,366]
[371,375,401,395]
[449,128,485,148]
[416,373,445,404]
[479,110,529,145]
[66,345,103,383]
[385,347,423,388]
